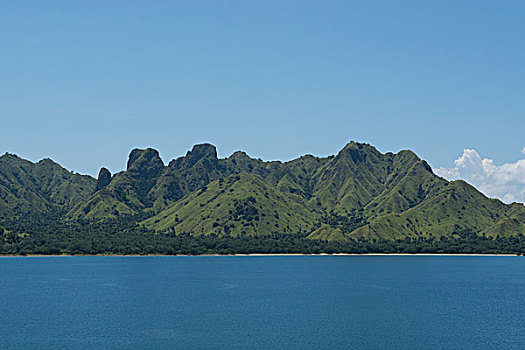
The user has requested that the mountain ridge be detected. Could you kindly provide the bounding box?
[1,143,524,246]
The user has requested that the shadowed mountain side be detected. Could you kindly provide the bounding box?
[95,167,112,192]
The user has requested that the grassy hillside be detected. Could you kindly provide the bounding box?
[0,153,95,219]
[142,173,319,237]
[68,148,164,219]
[2,142,524,248]
[141,142,525,240]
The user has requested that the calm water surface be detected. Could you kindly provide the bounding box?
[0,256,523,349]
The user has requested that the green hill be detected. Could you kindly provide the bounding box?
[142,173,319,237]
[0,153,95,219]
[1,142,524,255]
[68,148,164,219]
[139,142,524,241]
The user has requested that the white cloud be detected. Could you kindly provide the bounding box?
[434,148,525,204]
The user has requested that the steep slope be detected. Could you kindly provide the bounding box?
[0,153,95,218]
[310,142,398,212]
[363,153,437,217]
[268,154,329,201]
[148,144,226,212]
[74,143,290,218]
[142,173,319,237]
[68,148,164,219]
[490,203,525,237]
[150,144,285,212]
[351,180,525,240]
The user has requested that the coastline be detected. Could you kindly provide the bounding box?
[0,253,521,257]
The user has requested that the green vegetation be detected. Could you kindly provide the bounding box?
[1,141,524,255]
[0,154,95,219]
[1,214,523,255]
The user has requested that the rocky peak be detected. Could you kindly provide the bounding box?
[230,150,250,159]
[337,142,371,163]
[126,148,164,177]
[95,167,112,191]
[187,143,217,160]
[170,143,218,169]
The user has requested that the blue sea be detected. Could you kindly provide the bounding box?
[1,256,523,349]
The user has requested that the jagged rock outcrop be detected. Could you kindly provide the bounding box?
[67,148,165,218]
[95,167,112,192]
[168,143,218,170]
[126,148,164,178]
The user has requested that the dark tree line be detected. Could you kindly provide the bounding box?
[0,213,523,255]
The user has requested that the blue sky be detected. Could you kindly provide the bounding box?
[1,1,524,201]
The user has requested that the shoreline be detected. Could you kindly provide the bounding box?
[0,253,521,257]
